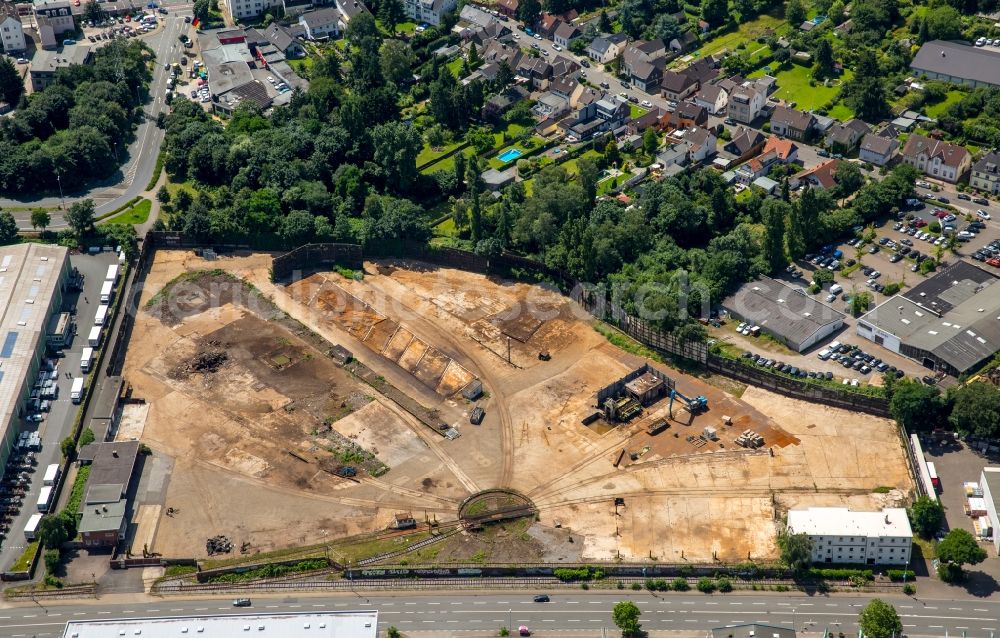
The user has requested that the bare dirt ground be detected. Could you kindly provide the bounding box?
[123,251,915,563]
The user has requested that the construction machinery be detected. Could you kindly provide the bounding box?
[604,396,642,422]
[668,389,708,421]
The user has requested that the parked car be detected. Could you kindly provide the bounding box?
[533,595,550,603]
[233,599,251,607]
[977,209,991,220]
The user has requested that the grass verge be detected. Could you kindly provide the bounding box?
[99,199,151,226]
[9,541,40,573]
[145,150,166,192]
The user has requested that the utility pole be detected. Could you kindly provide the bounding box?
[56,172,66,211]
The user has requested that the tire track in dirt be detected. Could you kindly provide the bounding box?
[535,485,876,510]
[357,476,462,508]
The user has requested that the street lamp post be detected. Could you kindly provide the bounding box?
[508,608,512,634]
[56,172,66,211]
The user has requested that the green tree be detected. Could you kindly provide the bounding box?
[517,0,541,25]
[371,120,422,192]
[828,0,846,25]
[156,185,171,205]
[280,210,316,246]
[0,56,24,107]
[60,436,76,460]
[701,0,728,25]
[858,599,902,638]
[845,49,887,123]
[814,39,835,77]
[924,6,963,41]
[44,548,61,574]
[785,0,806,26]
[387,628,400,638]
[379,39,416,87]
[948,382,1000,440]
[833,161,864,199]
[734,0,756,21]
[642,127,659,155]
[786,204,807,258]
[889,380,945,431]
[66,199,97,236]
[84,0,105,23]
[612,601,641,637]
[31,209,51,232]
[777,531,812,571]
[936,529,987,581]
[38,510,77,549]
[577,156,599,202]
[908,496,945,539]
[378,0,404,30]
[760,198,789,272]
[0,211,18,245]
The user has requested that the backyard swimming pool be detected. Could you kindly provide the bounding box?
[497,148,523,162]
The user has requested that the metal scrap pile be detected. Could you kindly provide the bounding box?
[206,534,233,555]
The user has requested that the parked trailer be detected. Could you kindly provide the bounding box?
[36,486,54,512]
[70,377,85,403]
[42,463,60,486]
[24,513,43,541]
[94,304,109,326]
[81,346,94,372]
[88,325,102,347]
[100,280,114,303]
[105,264,120,283]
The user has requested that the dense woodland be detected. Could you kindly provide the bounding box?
[0,41,152,195]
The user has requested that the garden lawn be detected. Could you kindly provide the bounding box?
[924,90,966,119]
[100,199,152,226]
[417,140,466,167]
[420,146,477,174]
[694,12,789,59]
[750,64,853,114]
[446,56,464,78]
[629,104,648,119]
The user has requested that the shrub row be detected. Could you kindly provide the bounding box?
[888,569,916,582]
[554,566,605,582]
[207,558,329,583]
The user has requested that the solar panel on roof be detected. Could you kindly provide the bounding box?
[0,331,16,358]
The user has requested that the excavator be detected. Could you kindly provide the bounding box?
[668,389,708,423]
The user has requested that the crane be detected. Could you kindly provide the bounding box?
[668,389,708,421]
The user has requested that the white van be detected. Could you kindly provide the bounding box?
[70,377,85,403]
[88,325,102,347]
[43,463,60,486]
[81,347,94,373]
[100,280,114,304]
[818,348,833,360]
[24,513,43,541]
[828,340,842,352]
[36,486,53,512]
[829,283,843,295]
[94,304,109,326]
[105,264,119,283]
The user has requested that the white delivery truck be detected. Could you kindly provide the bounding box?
[24,513,43,541]
[100,280,114,304]
[105,264,120,283]
[70,377,85,403]
[42,463,60,486]
[81,346,94,372]
[88,325,102,347]
[94,304,109,326]
[36,486,53,512]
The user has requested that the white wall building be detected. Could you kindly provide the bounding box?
[786,507,913,566]
[62,611,379,638]
[402,0,455,27]
[1,4,26,54]
[224,0,282,22]
[982,467,1000,555]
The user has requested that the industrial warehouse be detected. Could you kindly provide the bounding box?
[0,244,70,469]
[856,261,1000,375]
[61,611,380,638]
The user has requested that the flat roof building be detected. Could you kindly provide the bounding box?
[787,507,912,566]
[981,467,1000,555]
[76,440,140,547]
[722,277,845,352]
[712,624,796,638]
[911,40,1000,89]
[856,261,1000,375]
[62,611,379,638]
[0,244,70,470]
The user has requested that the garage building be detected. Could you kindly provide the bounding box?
[722,277,845,352]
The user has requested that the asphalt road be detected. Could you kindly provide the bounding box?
[1,592,999,637]
[3,10,191,228]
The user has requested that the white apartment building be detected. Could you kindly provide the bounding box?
[786,507,913,566]
[1,4,26,54]
[224,0,282,22]
[402,0,455,27]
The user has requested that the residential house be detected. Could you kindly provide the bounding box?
[469,22,512,47]
[724,127,766,163]
[769,106,815,141]
[553,20,580,48]
[900,134,972,183]
[792,159,843,190]
[1,3,26,53]
[970,151,1000,194]
[735,136,797,184]
[261,23,305,58]
[550,76,585,107]
[549,54,580,78]
[727,82,764,124]
[29,45,90,91]
[496,0,518,18]
[858,133,899,167]
[660,70,697,102]
[626,107,664,135]
[681,56,719,86]
[762,134,798,164]
[623,39,667,93]
[280,0,312,18]
[561,95,628,141]
[516,56,554,89]
[453,4,495,37]
[825,118,869,151]
[224,0,281,22]
[403,0,456,27]
[532,91,570,119]
[32,0,74,50]
[668,29,698,54]
[671,125,717,163]
[586,32,628,64]
[693,83,727,115]
[298,7,341,39]
[483,85,528,121]
[335,0,371,26]
[660,101,707,130]
[480,39,522,68]
[537,12,560,38]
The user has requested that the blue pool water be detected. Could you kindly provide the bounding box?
[498,148,523,163]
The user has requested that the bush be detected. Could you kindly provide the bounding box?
[43,548,61,574]
[645,578,669,591]
[554,566,604,582]
[630,582,642,590]
[697,577,717,593]
[672,577,690,591]
[717,577,733,592]
[43,574,64,589]
[887,569,916,582]
[902,583,915,595]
